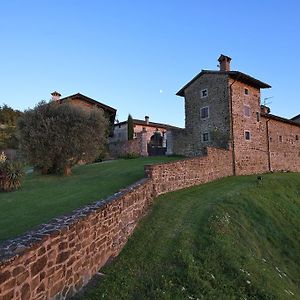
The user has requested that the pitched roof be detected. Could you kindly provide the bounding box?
[115,119,180,130]
[59,93,117,113]
[291,114,300,121]
[176,70,271,97]
[261,113,300,128]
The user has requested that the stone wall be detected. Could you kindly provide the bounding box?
[108,138,141,158]
[109,132,149,157]
[264,116,300,172]
[0,179,154,300]
[0,147,233,300]
[167,128,195,157]
[146,147,233,195]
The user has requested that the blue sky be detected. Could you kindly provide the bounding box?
[1,0,300,127]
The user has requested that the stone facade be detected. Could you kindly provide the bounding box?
[0,147,233,300]
[169,55,300,175]
[265,116,300,172]
[170,73,230,156]
[230,80,269,175]
[109,117,170,157]
[185,73,230,153]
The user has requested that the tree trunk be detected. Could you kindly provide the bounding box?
[63,165,72,176]
[41,167,49,175]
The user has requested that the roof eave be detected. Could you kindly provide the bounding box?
[176,70,271,97]
[261,113,300,127]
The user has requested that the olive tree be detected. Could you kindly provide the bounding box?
[18,101,108,175]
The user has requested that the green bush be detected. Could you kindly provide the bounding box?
[0,160,24,192]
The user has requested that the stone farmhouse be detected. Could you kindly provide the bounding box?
[50,91,117,136]
[109,116,177,157]
[167,55,300,175]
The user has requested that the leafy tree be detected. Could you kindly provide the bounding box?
[0,104,22,126]
[0,104,23,150]
[127,114,134,140]
[18,101,108,176]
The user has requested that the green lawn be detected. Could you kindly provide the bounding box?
[78,173,300,300]
[0,156,180,242]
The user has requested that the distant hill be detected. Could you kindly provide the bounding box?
[79,172,300,300]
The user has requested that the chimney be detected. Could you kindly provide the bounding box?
[51,91,61,101]
[145,116,149,125]
[218,54,232,71]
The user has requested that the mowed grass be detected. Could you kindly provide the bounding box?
[0,156,180,242]
[79,173,300,300]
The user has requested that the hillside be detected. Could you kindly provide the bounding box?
[79,173,300,300]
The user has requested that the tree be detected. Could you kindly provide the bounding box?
[127,114,134,140]
[0,104,22,126]
[0,104,23,150]
[18,101,108,176]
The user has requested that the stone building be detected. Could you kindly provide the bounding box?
[51,92,117,135]
[168,55,300,175]
[109,116,176,157]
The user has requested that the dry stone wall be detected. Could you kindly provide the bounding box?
[0,147,233,300]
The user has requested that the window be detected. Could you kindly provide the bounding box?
[245,131,251,140]
[200,89,208,98]
[244,105,251,117]
[296,135,299,141]
[244,88,249,95]
[279,135,283,142]
[200,106,209,119]
[202,132,209,142]
[256,112,260,122]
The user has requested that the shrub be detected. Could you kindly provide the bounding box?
[0,160,24,192]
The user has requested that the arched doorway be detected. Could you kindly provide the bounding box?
[147,131,167,156]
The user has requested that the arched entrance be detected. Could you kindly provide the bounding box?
[147,131,167,156]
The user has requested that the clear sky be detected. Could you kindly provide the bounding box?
[1,0,300,127]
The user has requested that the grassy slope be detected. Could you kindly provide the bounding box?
[0,156,180,242]
[80,173,300,300]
